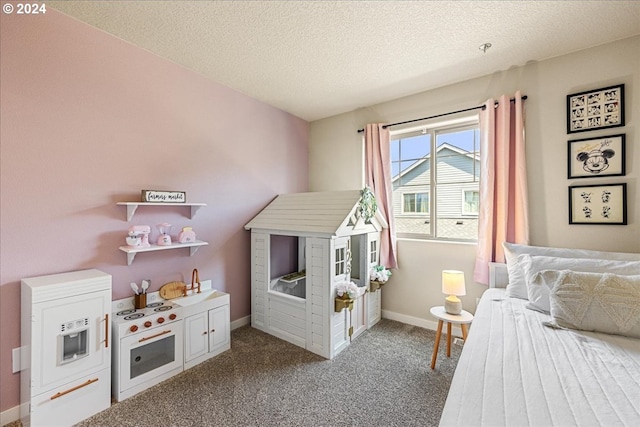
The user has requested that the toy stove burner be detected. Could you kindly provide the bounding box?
[146,302,164,308]
[117,309,136,316]
[124,313,145,321]
[155,305,173,312]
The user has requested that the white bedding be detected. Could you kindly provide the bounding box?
[440,288,640,426]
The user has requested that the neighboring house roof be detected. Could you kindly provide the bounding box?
[392,143,479,183]
[245,190,388,236]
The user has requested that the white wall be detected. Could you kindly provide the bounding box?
[309,36,639,322]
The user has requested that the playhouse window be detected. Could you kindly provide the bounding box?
[370,240,378,264]
[268,234,306,299]
[335,247,346,275]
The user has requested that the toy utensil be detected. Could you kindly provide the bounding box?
[141,280,150,294]
[130,282,139,295]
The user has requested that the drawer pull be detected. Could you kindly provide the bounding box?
[139,330,171,343]
[50,378,98,400]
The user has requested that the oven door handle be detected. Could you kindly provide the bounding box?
[138,329,171,343]
[51,378,99,400]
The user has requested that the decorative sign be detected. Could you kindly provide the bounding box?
[141,190,186,203]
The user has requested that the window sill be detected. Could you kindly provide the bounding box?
[396,237,477,246]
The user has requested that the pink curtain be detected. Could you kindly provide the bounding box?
[364,124,398,268]
[473,91,529,284]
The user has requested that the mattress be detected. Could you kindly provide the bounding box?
[440,288,640,426]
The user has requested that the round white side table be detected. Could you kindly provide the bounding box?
[429,306,473,369]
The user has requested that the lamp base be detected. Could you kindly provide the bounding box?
[444,296,462,315]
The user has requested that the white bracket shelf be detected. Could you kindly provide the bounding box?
[117,202,206,221]
[119,240,208,265]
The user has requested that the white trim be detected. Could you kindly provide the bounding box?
[231,315,250,330]
[1,403,25,426]
[381,309,464,337]
[389,114,479,136]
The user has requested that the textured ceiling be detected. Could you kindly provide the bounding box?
[49,1,640,122]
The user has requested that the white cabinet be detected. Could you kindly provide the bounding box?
[21,270,112,427]
[183,293,230,370]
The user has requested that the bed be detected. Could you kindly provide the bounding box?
[440,243,640,426]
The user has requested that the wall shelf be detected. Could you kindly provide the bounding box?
[117,202,206,221]
[119,240,208,265]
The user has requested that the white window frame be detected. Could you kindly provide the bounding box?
[401,191,430,215]
[462,189,480,216]
[390,115,479,242]
[369,240,378,264]
[335,247,346,276]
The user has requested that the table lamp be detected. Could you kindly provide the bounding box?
[442,270,466,315]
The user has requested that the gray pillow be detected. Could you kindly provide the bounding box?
[548,270,640,339]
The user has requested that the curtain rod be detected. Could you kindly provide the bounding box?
[356,95,527,133]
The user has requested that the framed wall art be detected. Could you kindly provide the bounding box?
[569,183,627,225]
[567,84,624,134]
[567,134,625,179]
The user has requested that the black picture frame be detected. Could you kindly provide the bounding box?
[569,183,627,225]
[567,134,625,179]
[566,84,624,134]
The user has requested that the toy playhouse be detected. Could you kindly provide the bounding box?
[244,189,387,359]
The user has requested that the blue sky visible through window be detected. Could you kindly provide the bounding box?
[391,129,478,177]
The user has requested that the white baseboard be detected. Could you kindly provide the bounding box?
[1,402,25,426]
[381,309,463,337]
[231,315,250,330]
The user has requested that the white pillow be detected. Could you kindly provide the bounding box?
[548,271,640,339]
[502,242,640,300]
[521,254,640,313]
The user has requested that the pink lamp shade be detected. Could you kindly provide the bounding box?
[442,270,466,314]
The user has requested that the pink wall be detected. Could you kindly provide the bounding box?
[0,10,308,412]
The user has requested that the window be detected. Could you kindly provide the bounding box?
[335,247,345,275]
[463,190,479,215]
[369,240,378,264]
[391,118,480,241]
[402,192,429,214]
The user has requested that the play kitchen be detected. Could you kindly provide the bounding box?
[111,268,230,402]
[20,270,112,427]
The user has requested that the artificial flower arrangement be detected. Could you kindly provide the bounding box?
[369,265,392,292]
[334,280,360,312]
[335,280,360,300]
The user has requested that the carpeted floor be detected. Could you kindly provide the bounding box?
[8,319,462,427]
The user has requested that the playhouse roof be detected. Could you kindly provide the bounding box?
[244,190,388,236]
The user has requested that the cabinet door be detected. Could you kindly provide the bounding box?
[184,312,208,363]
[350,292,367,341]
[33,289,110,394]
[208,305,230,354]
